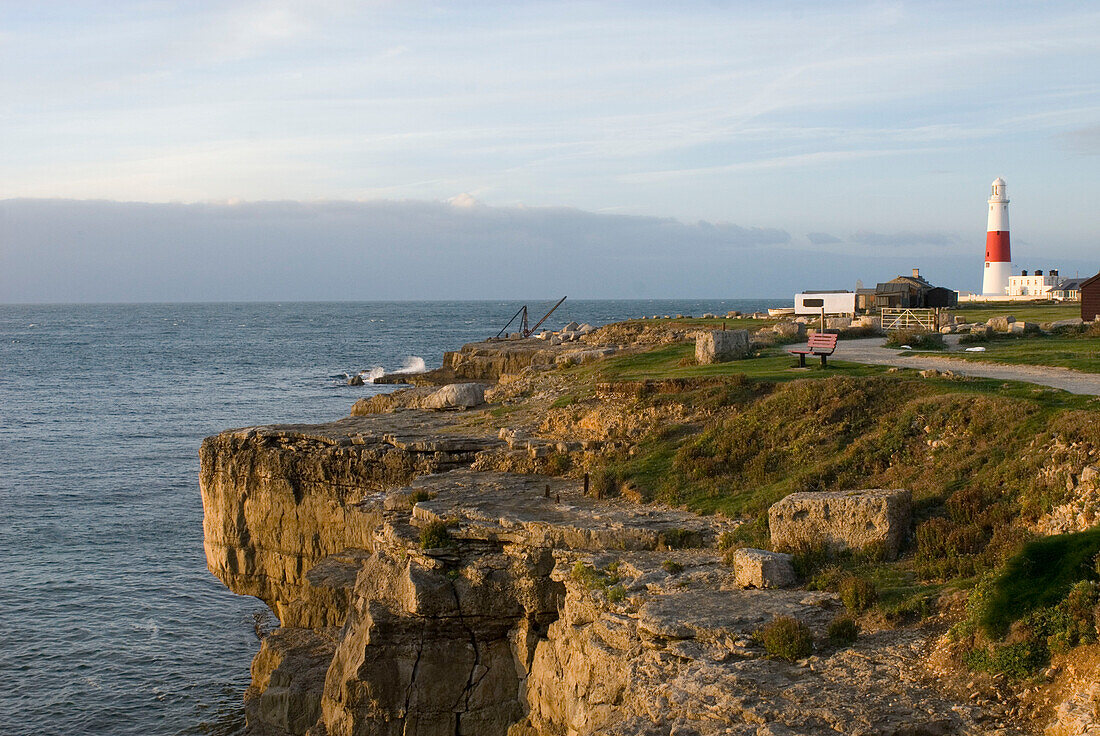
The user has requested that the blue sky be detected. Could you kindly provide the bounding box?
[1,1,1097,301]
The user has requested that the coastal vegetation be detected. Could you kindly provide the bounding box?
[524,323,1100,682]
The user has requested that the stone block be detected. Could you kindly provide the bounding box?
[695,329,750,364]
[768,489,912,559]
[988,315,1016,332]
[826,317,852,330]
[732,548,796,589]
[968,324,992,338]
[1010,321,1041,335]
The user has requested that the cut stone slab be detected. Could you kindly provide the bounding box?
[732,548,796,589]
[695,329,750,364]
[768,489,912,559]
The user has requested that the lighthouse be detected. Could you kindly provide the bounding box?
[982,177,1011,295]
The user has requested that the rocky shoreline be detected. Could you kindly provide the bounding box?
[200,320,1096,735]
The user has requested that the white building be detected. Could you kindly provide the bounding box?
[1008,269,1060,297]
[795,291,856,316]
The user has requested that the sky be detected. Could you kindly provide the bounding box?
[1,1,1098,301]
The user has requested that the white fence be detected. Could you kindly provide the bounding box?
[881,308,937,331]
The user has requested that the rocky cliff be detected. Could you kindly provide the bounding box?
[202,332,1083,735]
[202,414,1015,735]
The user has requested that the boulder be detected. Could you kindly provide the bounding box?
[695,329,750,364]
[562,321,580,332]
[939,325,955,334]
[768,489,912,559]
[826,317,852,330]
[988,315,1016,332]
[1010,321,1041,335]
[968,324,992,338]
[954,316,968,325]
[347,374,365,386]
[732,548,796,589]
[856,315,881,329]
[421,383,487,410]
[772,322,806,339]
[1051,318,1084,330]
[725,310,741,318]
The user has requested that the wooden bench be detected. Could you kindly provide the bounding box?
[788,332,838,367]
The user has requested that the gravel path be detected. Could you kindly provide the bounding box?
[837,337,1100,396]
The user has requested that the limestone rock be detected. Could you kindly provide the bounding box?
[732,548,796,589]
[771,322,806,339]
[421,382,487,409]
[987,315,1016,331]
[968,324,992,338]
[1051,317,1084,330]
[695,329,750,364]
[768,489,912,559]
[1010,321,1041,335]
[826,317,852,330]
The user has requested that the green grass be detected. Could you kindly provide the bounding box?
[978,528,1100,637]
[942,335,1100,373]
[952,302,1081,324]
[588,342,889,383]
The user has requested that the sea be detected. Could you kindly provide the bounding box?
[0,299,785,735]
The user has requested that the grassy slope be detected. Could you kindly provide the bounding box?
[558,340,1100,628]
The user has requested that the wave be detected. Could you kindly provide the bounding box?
[391,356,426,374]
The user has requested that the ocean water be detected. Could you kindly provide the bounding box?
[0,299,784,735]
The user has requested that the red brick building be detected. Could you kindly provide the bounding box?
[1083,271,1100,322]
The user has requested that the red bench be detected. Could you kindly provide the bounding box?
[788,332,838,367]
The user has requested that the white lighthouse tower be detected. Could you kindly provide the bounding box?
[982,177,1011,295]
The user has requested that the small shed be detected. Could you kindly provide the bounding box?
[855,288,877,311]
[924,287,959,309]
[1082,271,1100,322]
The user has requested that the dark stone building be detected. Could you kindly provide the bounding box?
[874,269,956,309]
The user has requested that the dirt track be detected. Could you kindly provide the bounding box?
[838,337,1100,396]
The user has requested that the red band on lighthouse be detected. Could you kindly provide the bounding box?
[985,231,1010,263]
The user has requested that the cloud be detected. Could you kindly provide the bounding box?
[807,232,843,245]
[0,197,989,302]
[848,230,957,249]
[1056,123,1100,155]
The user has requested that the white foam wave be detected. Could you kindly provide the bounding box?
[392,356,426,374]
[366,366,385,383]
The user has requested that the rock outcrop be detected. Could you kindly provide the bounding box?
[768,489,913,559]
[200,412,503,627]
[204,412,1008,736]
